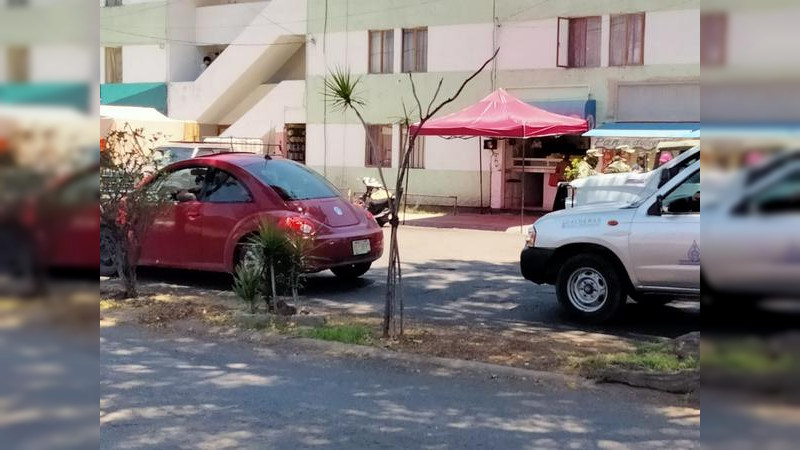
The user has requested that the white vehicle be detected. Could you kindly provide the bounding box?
[703,152,800,303]
[566,144,700,209]
[521,160,701,323]
[155,142,235,167]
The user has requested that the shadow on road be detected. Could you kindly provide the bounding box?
[100,324,699,448]
[132,257,699,339]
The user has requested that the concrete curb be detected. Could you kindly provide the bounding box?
[285,336,593,389]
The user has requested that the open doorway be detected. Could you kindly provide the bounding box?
[501,135,589,211]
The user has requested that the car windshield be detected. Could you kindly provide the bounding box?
[244,159,340,201]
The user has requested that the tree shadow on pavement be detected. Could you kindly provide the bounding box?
[101,324,699,449]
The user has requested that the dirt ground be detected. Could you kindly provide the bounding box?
[100,278,639,376]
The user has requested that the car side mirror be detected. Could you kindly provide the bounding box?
[648,194,664,216]
[175,191,197,203]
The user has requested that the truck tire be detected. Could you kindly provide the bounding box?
[556,253,627,324]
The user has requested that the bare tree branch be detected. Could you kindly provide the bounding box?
[408,72,424,123]
[426,78,444,117]
[427,47,499,121]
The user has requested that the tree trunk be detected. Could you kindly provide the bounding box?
[269,257,277,312]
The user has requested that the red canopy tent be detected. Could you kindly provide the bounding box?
[409,89,588,222]
[410,88,588,138]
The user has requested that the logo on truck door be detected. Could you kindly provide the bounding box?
[680,241,701,266]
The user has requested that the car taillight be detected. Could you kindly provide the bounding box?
[365,210,374,221]
[283,216,316,235]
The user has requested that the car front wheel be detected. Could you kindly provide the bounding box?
[100,227,117,277]
[331,262,371,280]
[556,254,626,324]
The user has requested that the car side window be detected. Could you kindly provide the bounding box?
[57,171,100,206]
[204,169,252,203]
[748,169,800,215]
[662,170,700,214]
[158,167,208,201]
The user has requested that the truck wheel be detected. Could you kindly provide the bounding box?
[556,254,626,324]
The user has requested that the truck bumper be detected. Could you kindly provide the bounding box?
[520,247,555,285]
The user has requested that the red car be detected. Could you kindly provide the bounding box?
[99,153,383,279]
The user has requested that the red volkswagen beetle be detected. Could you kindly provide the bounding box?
[99,153,383,279]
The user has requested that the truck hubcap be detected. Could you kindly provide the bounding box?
[567,268,608,313]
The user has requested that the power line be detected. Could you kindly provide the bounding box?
[100,27,307,47]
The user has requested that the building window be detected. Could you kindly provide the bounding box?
[402,27,427,73]
[701,13,727,66]
[400,126,425,169]
[6,46,29,82]
[368,30,394,74]
[105,0,123,6]
[557,17,601,68]
[104,47,123,83]
[609,13,645,66]
[365,124,393,168]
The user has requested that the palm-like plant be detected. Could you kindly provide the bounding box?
[232,263,261,314]
[249,221,290,312]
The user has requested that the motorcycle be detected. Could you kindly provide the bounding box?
[355,177,394,227]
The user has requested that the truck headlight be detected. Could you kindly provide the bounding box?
[525,226,537,248]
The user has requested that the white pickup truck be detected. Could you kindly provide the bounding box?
[521,160,701,323]
[566,144,699,209]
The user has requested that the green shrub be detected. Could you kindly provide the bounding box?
[232,263,261,314]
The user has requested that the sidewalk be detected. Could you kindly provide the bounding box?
[400,212,543,233]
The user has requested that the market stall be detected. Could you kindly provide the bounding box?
[410,88,588,226]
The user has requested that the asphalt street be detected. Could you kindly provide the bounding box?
[138,225,701,338]
[100,323,700,449]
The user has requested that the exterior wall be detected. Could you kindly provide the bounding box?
[28,45,95,82]
[195,1,270,45]
[305,0,700,208]
[122,45,168,83]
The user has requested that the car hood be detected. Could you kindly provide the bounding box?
[569,171,654,188]
[544,201,634,218]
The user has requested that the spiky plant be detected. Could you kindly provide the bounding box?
[324,67,365,112]
[285,233,314,304]
[249,221,290,312]
[232,263,261,314]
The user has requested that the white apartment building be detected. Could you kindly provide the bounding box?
[95,0,800,210]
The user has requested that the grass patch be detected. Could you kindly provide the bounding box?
[100,299,119,311]
[573,343,698,375]
[702,341,800,375]
[298,324,373,345]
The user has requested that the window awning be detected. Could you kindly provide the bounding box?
[583,122,700,139]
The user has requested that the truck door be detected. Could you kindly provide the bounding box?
[628,167,701,291]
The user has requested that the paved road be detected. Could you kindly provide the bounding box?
[138,226,700,338]
[101,324,699,449]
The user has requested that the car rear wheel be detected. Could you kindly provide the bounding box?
[100,227,117,277]
[556,254,626,324]
[331,262,371,280]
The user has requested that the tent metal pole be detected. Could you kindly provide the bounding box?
[478,138,483,214]
[520,141,525,233]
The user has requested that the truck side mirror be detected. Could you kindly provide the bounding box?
[648,194,664,216]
